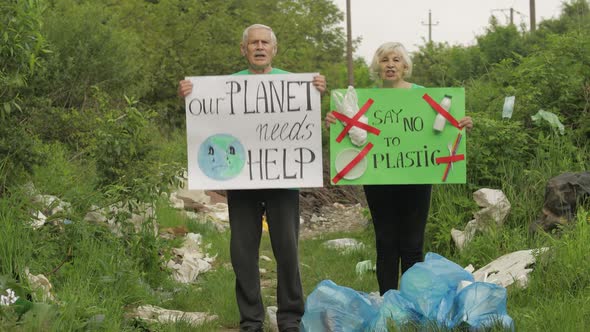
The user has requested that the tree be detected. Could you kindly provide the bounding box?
[0,0,47,193]
[476,16,527,65]
[0,0,46,115]
[412,43,485,87]
[32,0,147,108]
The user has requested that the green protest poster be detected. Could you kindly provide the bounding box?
[329,87,466,185]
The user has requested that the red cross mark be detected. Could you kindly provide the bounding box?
[436,155,465,164]
[331,111,381,136]
[332,143,374,184]
[335,98,375,143]
[435,132,464,182]
[422,93,461,130]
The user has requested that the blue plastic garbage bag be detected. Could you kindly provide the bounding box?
[368,289,422,331]
[301,280,378,332]
[399,252,475,326]
[303,253,513,331]
[451,282,514,331]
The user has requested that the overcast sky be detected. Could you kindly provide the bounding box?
[332,0,567,62]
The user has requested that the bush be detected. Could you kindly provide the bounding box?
[91,93,183,207]
[0,0,47,116]
[467,116,533,187]
[0,120,45,194]
[0,0,47,194]
[36,0,147,108]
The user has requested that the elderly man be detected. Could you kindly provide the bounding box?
[178,24,325,332]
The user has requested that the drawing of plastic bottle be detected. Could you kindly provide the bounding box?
[433,94,452,132]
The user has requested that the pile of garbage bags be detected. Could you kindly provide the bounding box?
[302,253,514,331]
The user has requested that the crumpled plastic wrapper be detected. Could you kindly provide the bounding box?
[333,86,367,146]
[531,109,565,135]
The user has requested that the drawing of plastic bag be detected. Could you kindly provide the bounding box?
[332,86,368,147]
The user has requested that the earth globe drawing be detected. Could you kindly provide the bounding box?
[197,134,246,180]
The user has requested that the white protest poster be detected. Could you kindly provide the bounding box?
[185,73,323,190]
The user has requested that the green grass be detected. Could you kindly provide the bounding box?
[32,142,100,213]
[0,192,35,277]
[1,130,589,331]
[0,215,586,332]
[508,210,590,331]
[299,228,379,294]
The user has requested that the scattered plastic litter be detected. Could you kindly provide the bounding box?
[368,290,421,331]
[302,280,378,332]
[531,109,565,135]
[502,96,515,119]
[451,281,514,329]
[323,238,364,251]
[399,253,475,325]
[302,253,514,331]
[355,260,374,276]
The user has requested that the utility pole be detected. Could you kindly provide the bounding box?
[491,7,525,26]
[346,0,354,86]
[421,10,439,43]
[530,0,536,31]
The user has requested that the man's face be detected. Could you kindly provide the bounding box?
[241,28,276,73]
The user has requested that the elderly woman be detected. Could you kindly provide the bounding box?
[326,42,473,294]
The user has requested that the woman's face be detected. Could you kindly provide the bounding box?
[378,51,407,82]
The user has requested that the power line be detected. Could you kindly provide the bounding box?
[491,7,526,25]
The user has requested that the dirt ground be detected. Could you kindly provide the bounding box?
[207,164,370,239]
[298,184,370,238]
[204,155,370,238]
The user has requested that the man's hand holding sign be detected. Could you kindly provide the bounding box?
[184,73,323,190]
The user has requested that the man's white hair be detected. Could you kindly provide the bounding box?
[242,24,277,46]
